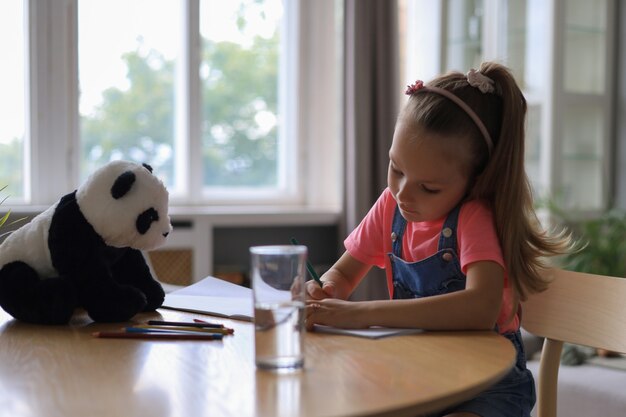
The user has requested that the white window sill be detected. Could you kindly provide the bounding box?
[168,205,340,226]
[9,205,341,226]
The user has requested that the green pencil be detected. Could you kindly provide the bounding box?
[290,237,323,288]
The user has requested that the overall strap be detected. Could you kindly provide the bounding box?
[437,204,462,251]
[390,205,407,257]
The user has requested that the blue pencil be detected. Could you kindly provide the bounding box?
[124,327,225,339]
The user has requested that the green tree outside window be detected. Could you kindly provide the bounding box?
[81,31,279,189]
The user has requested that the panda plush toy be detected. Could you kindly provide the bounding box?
[0,160,172,324]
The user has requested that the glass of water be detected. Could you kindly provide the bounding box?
[250,245,307,371]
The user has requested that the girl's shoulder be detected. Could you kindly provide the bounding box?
[460,198,493,214]
[459,199,495,225]
[380,187,394,202]
[377,187,398,212]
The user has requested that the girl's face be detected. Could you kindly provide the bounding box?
[388,122,472,223]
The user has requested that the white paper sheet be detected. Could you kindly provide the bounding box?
[162,276,254,321]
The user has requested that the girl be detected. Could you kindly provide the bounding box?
[305,62,570,417]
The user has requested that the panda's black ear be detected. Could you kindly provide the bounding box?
[111,171,136,199]
[142,163,153,173]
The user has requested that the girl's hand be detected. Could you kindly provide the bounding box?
[305,298,367,330]
[304,251,372,301]
[305,280,337,300]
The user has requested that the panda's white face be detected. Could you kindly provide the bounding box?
[76,161,172,250]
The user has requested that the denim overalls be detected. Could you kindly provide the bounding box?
[389,205,465,299]
[387,205,536,417]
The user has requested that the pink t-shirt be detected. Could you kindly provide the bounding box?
[344,188,518,334]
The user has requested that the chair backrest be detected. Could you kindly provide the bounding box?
[522,268,626,417]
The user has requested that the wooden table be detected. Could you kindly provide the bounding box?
[0,308,515,417]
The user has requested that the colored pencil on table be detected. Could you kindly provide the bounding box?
[92,331,224,340]
[125,327,224,336]
[147,320,225,329]
[131,324,233,335]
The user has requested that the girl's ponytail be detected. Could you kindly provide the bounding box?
[471,62,571,309]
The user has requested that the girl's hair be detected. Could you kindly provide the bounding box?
[399,61,571,311]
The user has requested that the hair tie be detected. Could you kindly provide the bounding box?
[466,69,496,94]
[405,80,494,155]
[405,80,424,95]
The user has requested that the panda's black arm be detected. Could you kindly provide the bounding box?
[111,249,165,311]
[48,192,149,321]
[48,191,109,275]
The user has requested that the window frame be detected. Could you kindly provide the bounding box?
[21,0,341,212]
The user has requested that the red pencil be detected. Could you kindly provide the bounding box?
[148,319,225,329]
[193,318,223,326]
[92,331,223,340]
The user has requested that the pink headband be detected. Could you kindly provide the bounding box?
[405,74,495,155]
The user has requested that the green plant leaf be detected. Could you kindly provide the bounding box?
[0,210,9,228]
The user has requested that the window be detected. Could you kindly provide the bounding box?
[199,0,286,193]
[0,1,26,200]
[7,0,341,210]
[399,0,615,212]
[78,0,180,187]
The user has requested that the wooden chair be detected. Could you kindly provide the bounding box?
[522,268,626,417]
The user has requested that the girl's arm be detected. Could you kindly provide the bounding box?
[306,251,372,300]
[307,260,504,330]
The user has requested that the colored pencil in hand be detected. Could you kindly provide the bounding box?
[290,237,323,287]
